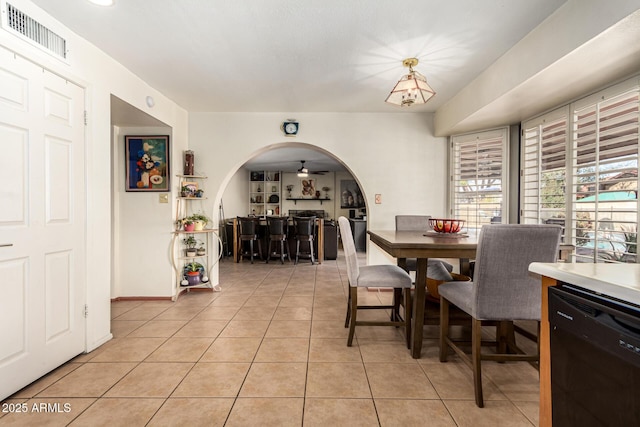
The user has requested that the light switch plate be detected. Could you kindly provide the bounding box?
[159,194,169,203]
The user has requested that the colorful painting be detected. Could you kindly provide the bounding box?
[125,135,170,192]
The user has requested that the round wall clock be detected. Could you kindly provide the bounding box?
[282,121,299,136]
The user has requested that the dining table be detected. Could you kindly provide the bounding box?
[367,229,479,359]
[368,228,575,359]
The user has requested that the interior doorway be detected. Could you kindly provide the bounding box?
[216,143,369,280]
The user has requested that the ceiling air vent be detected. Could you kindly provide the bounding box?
[4,3,67,59]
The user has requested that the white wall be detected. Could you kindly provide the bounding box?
[190,112,448,269]
[112,126,174,297]
[221,168,250,219]
[1,0,189,350]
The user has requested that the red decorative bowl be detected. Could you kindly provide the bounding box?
[429,218,465,233]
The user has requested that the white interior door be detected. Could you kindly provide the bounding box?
[0,47,86,400]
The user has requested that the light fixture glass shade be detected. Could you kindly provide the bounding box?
[385,58,435,107]
[385,70,435,106]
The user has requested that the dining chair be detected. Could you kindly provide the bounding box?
[266,216,290,264]
[395,215,454,273]
[338,216,413,348]
[237,216,262,264]
[293,216,316,264]
[438,224,562,407]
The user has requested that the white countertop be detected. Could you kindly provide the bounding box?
[529,262,640,306]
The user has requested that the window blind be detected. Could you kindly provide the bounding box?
[521,110,568,231]
[451,128,508,230]
[521,77,639,263]
[571,85,639,263]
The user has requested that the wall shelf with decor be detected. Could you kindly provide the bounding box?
[171,174,222,301]
[249,170,281,217]
[287,198,331,205]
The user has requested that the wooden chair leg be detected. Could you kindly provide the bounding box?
[472,318,484,408]
[249,240,254,264]
[347,286,357,346]
[392,288,402,322]
[286,239,291,262]
[295,240,300,264]
[309,240,315,265]
[266,240,271,263]
[439,297,450,362]
[344,288,352,328]
[497,321,509,356]
[280,240,285,264]
[404,288,412,349]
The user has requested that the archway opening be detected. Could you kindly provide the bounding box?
[214,142,369,273]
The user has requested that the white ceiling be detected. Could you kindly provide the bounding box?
[29,1,639,172]
[31,0,567,113]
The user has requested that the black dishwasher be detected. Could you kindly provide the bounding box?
[549,284,640,426]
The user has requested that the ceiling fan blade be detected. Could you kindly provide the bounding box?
[310,171,328,175]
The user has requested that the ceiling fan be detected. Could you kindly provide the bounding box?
[297,160,328,176]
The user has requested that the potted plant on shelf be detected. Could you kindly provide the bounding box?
[188,212,211,231]
[183,219,195,232]
[184,261,203,286]
[180,185,192,198]
[286,185,293,198]
[195,189,204,198]
[196,242,206,256]
[183,235,198,257]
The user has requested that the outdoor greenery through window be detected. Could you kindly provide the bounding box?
[522,77,639,263]
[451,128,508,231]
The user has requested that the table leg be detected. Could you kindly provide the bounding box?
[397,257,408,272]
[411,257,428,358]
[459,258,471,276]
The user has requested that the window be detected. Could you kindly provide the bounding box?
[521,108,569,237]
[451,128,508,230]
[522,77,639,263]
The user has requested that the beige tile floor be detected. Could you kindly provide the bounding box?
[1,252,540,426]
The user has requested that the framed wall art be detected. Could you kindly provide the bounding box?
[125,135,170,192]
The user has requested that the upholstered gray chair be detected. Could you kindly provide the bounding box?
[438,224,561,407]
[338,216,413,348]
[395,215,454,273]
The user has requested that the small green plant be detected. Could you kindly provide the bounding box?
[185,261,202,273]
[182,235,198,248]
[188,212,211,225]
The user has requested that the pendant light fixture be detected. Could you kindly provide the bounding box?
[297,160,309,178]
[385,58,435,107]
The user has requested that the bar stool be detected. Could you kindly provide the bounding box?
[266,216,290,264]
[237,217,262,264]
[293,216,315,265]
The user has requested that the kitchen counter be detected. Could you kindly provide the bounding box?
[529,262,640,427]
[529,262,640,306]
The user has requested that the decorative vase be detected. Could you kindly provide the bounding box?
[194,220,205,231]
[184,222,195,232]
[184,150,194,175]
[196,248,206,256]
[186,249,197,257]
[186,271,200,286]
